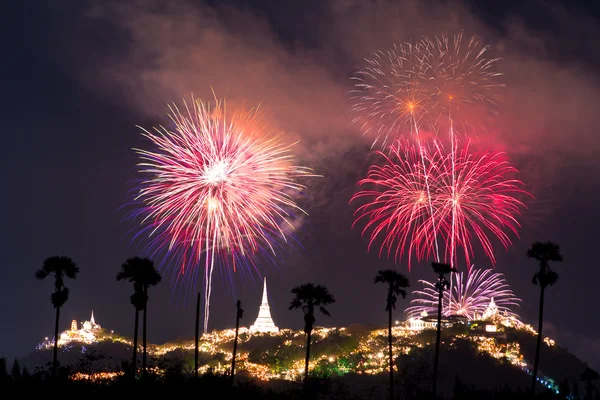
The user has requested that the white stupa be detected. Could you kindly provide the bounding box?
[250,278,279,334]
[482,297,499,320]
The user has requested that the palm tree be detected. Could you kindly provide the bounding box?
[117,257,161,377]
[528,241,563,394]
[194,292,200,378]
[231,300,244,384]
[289,283,336,381]
[139,259,161,375]
[35,256,79,374]
[374,269,410,400]
[431,261,456,396]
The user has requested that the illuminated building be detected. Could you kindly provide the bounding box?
[56,311,101,346]
[407,311,437,331]
[482,297,499,320]
[249,278,279,334]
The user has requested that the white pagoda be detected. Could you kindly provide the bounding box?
[250,278,279,334]
[482,297,499,320]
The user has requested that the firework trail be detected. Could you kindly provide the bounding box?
[350,41,442,260]
[425,32,503,270]
[350,33,503,145]
[350,41,432,149]
[350,34,503,266]
[404,267,521,320]
[352,139,528,270]
[132,96,312,332]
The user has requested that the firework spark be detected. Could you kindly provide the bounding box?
[351,139,528,269]
[425,32,504,137]
[349,40,432,149]
[131,96,313,331]
[349,33,503,146]
[405,267,521,320]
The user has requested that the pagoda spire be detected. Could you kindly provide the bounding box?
[261,278,269,305]
[249,277,279,333]
[90,310,95,325]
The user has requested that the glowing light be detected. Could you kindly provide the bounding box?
[352,139,529,269]
[130,95,314,332]
[405,267,521,320]
[350,33,503,147]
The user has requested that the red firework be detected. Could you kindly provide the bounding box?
[351,139,529,269]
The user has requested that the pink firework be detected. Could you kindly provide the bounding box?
[425,32,504,136]
[133,96,313,331]
[405,267,521,321]
[349,40,433,148]
[351,139,529,269]
[350,33,503,146]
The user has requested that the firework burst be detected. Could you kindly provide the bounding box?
[350,33,503,146]
[351,139,528,269]
[349,40,433,149]
[404,267,521,320]
[425,32,504,137]
[131,96,313,331]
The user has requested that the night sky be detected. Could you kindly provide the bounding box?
[2,0,600,372]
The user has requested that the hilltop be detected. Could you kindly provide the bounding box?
[17,317,597,398]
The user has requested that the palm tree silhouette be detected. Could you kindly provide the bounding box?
[528,241,563,395]
[139,259,161,376]
[35,256,79,375]
[117,257,161,377]
[231,300,244,384]
[431,261,456,396]
[374,269,410,400]
[289,283,335,381]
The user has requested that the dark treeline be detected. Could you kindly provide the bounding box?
[0,356,592,400]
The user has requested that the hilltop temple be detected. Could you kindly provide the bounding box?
[250,278,279,334]
[58,311,101,345]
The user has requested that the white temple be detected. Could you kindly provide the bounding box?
[482,297,499,321]
[250,278,279,334]
[57,311,101,346]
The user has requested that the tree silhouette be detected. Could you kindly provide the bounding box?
[21,366,31,381]
[10,359,21,380]
[527,241,563,394]
[431,261,456,396]
[117,257,161,377]
[289,283,335,381]
[139,259,161,376]
[35,256,79,375]
[374,269,410,400]
[0,357,7,383]
[581,367,599,400]
[231,300,244,384]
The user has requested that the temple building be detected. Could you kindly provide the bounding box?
[250,278,279,334]
[58,311,101,345]
[482,297,499,320]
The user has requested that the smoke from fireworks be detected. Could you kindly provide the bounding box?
[404,267,521,320]
[352,139,528,269]
[132,96,313,331]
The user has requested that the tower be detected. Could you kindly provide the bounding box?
[249,278,279,333]
[482,297,499,320]
[90,310,95,326]
[71,319,77,331]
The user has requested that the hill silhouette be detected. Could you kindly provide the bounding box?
[15,322,599,398]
